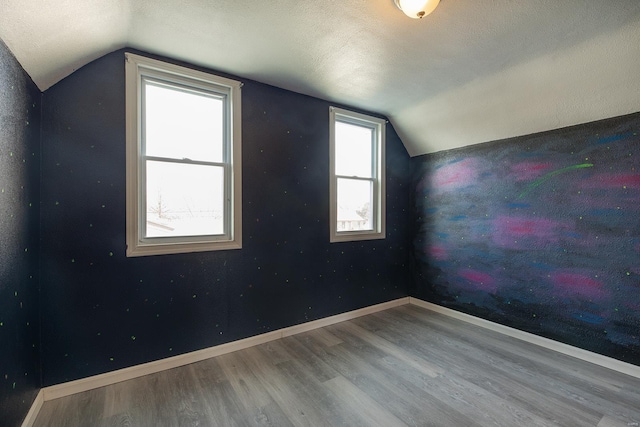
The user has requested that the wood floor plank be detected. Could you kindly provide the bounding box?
[278,334,340,383]
[401,304,633,392]
[307,327,343,347]
[304,333,482,426]
[328,323,556,427]
[238,346,330,426]
[389,305,640,423]
[169,365,215,426]
[33,305,640,427]
[371,309,624,419]
[323,375,407,427]
[273,356,368,426]
[216,352,273,410]
[597,414,639,427]
[250,401,295,427]
[355,309,604,425]
[259,338,373,426]
[337,320,444,378]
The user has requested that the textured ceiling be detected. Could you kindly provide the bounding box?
[1,0,640,156]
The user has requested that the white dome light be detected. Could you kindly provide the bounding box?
[394,0,441,19]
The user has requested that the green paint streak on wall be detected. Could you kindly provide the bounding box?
[518,163,594,199]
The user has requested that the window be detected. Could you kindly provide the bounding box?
[125,53,242,256]
[329,107,385,242]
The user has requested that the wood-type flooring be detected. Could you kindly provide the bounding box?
[33,304,640,426]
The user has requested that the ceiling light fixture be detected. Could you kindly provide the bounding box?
[394,0,440,19]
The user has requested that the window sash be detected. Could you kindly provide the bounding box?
[141,76,228,164]
[335,176,376,232]
[139,77,232,243]
[141,159,230,242]
[334,119,375,179]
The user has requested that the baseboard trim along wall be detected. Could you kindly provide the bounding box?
[20,389,43,427]
[41,297,409,402]
[22,296,640,426]
[409,297,640,380]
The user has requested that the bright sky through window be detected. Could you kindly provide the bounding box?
[143,80,226,238]
[335,121,375,232]
[145,162,224,237]
[335,122,373,178]
[337,178,373,231]
[144,82,224,162]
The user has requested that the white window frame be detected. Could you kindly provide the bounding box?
[329,107,386,243]
[125,53,242,257]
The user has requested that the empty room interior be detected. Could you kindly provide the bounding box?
[1,1,640,426]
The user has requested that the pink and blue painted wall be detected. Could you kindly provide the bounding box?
[411,113,640,365]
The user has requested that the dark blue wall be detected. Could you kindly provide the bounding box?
[0,40,42,426]
[411,113,640,365]
[40,49,411,386]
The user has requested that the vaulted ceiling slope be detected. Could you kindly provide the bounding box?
[2,1,640,156]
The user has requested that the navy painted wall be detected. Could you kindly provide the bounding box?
[0,40,41,426]
[411,113,640,365]
[40,49,411,386]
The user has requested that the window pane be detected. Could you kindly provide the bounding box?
[337,178,373,232]
[144,80,224,163]
[335,121,373,178]
[145,161,225,238]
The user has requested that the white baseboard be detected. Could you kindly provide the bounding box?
[409,297,640,380]
[20,389,43,427]
[42,297,409,402]
[22,294,640,425]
